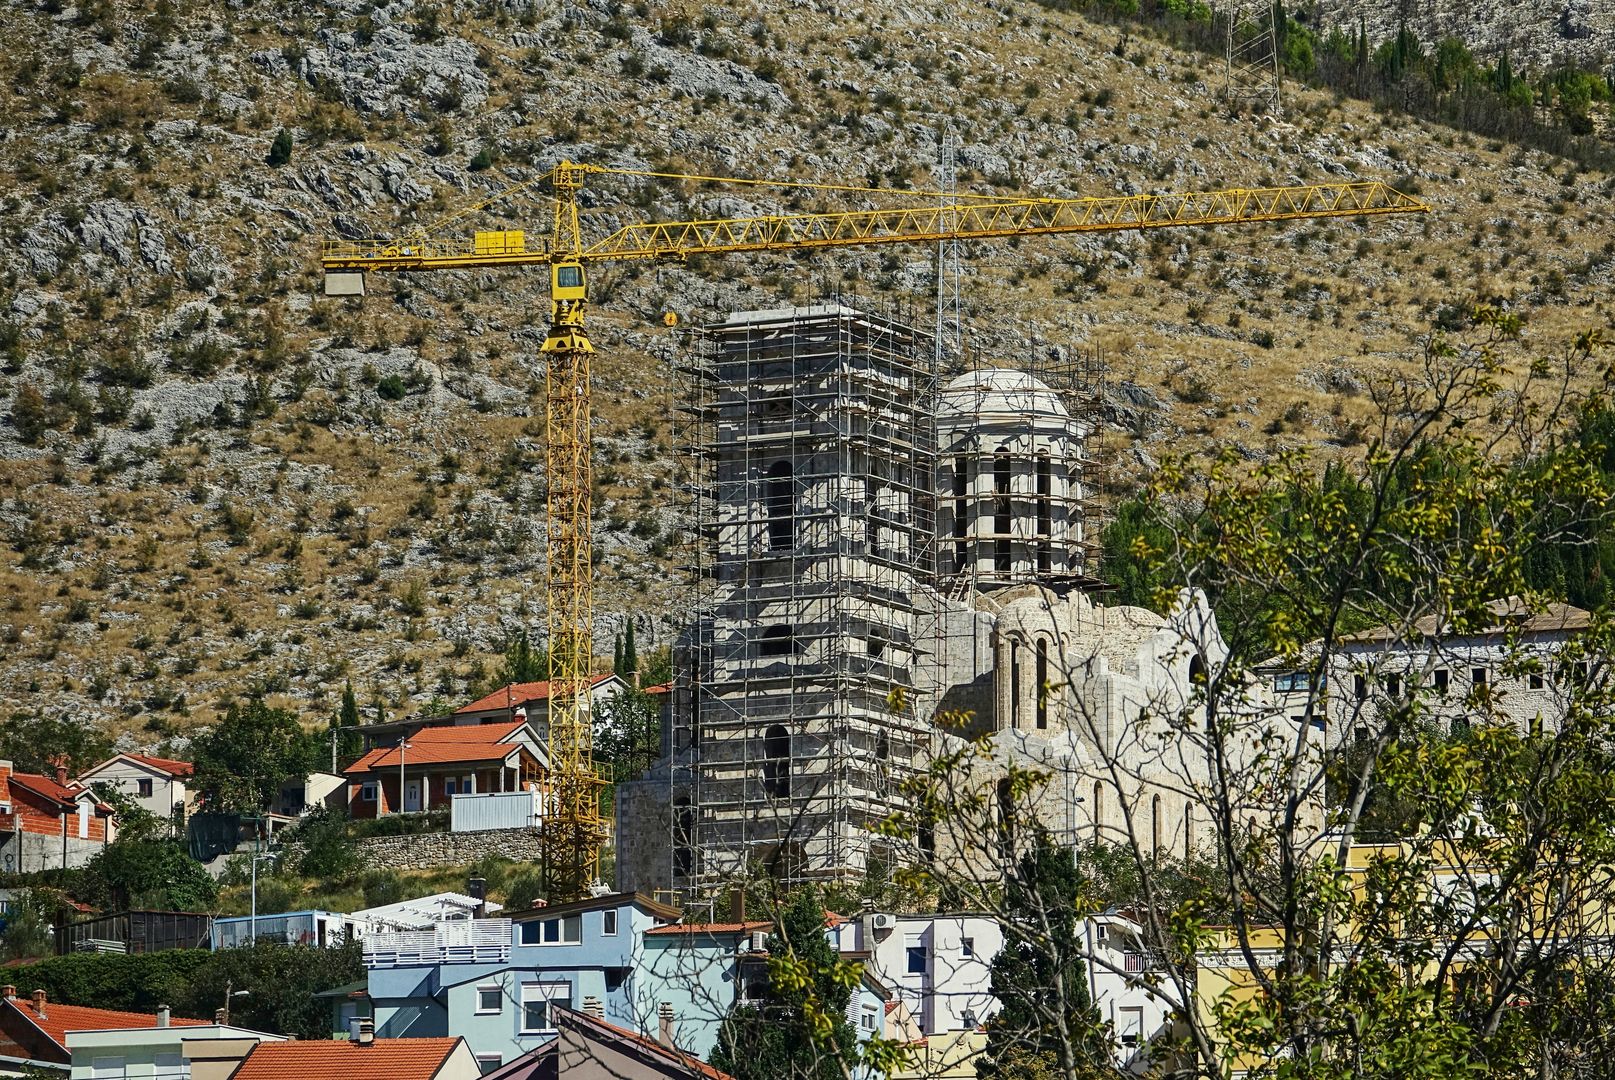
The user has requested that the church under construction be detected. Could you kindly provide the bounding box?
[614,302,1258,908]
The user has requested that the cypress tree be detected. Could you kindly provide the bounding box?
[613,633,624,677]
[623,620,638,677]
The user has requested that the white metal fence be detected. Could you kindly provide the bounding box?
[450,790,542,832]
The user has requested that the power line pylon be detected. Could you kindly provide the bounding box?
[1225,1,1282,115]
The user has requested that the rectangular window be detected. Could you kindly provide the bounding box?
[475,1057,502,1075]
[1529,671,1544,690]
[1434,669,1450,694]
[960,937,974,958]
[860,1005,878,1032]
[1353,674,1367,700]
[477,986,502,1014]
[906,945,926,975]
[445,778,458,796]
[520,982,571,1033]
[602,909,618,936]
[518,921,541,945]
[1384,674,1401,698]
[540,914,582,944]
[1471,667,1488,687]
[137,778,154,798]
[360,782,378,802]
[1274,671,1313,693]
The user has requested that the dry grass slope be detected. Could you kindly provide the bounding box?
[0,0,1610,746]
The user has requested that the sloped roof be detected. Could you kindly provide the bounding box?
[344,723,535,776]
[642,920,772,936]
[81,753,195,781]
[556,1007,734,1080]
[1343,596,1591,644]
[228,1038,464,1080]
[455,675,618,714]
[5,775,112,814]
[2,998,205,1053]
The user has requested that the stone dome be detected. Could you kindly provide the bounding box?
[936,368,1070,432]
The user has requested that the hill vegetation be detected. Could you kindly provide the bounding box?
[0,0,1610,746]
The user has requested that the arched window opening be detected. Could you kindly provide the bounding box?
[1010,639,1021,730]
[1184,804,1194,862]
[993,450,1012,574]
[673,797,694,878]
[1092,781,1103,844]
[1035,638,1049,730]
[1151,795,1162,860]
[765,460,794,551]
[1035,452,1052,576]
[876,731,890,761]
[758,625,794,657]
[1189,654,1207,686]
[762,724,791,798]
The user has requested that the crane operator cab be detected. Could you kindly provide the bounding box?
[549,261,587,328]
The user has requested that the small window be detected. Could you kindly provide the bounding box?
[1529,671,1544,690]
[1353,674,1367,700]
[960,937,974,958]
[519,921,542,945]
[906,945,926,975]
[860,1005,878,1032]
[602,909,618,936]
[137,778,154,798]
[1434,669,1450,694]
[477,986,502,1014]
[445,778,458,796]
[475,1056,503,1075]
[1471,667,1488,687]
[360,782,378,802]
[1384,674,1401,698]
[520,983,571,1033]
[540,914,582,944]
[1354,726,1369,746]
[554,264,583,290]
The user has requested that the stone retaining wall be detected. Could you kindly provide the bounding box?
[352,827,545,870]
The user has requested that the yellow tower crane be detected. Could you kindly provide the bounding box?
[321,162,1429,900]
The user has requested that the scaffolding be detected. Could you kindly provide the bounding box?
[671,302,939,905]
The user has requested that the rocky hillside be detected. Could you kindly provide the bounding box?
[1306,0,1615,72]
[0,0,1611,747]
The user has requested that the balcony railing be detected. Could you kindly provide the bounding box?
[363,918,512,968]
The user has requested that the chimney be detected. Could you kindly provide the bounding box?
[47,755,68,788]
[214,1009,227,1024]
[728,889,746,925]
[468,876,487,918]
[656,1003,674,1048]
[581,996,604,1020]
[30,990,46,1018]
[0,986,14,1000]
[157,1005,170,1028]
[356,1019,375,1045]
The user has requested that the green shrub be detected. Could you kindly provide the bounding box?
[375,375,407,401]
[267,129,293,166]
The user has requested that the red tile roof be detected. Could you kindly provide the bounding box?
[5,774,112,814]
[344,720,537,775]
[2,997,206,1052]
[124,753,195,778]
[643,920,773,936]
[455,675,617,714]
[641,682,672,695]
[230,1038,464,1080]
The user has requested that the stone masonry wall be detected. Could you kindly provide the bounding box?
[278,827,546,872]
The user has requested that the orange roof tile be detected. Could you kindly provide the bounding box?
[229,1038,464,1080]
[3,998,206,1052]
[124,753,195,778]
[455,675,616,714]
[406,721,527,744]
[6,775,112,814]
[641,682,672,695]
[344,741,525,776]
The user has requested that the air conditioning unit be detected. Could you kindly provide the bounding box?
[870,912,897,932]
[748,930,769,953]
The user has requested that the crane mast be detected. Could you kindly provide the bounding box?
[322,161,1430,900]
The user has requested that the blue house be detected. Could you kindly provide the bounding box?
[366,895,890,1074]
[638,916,892,1064]
[366,892,681,1072]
